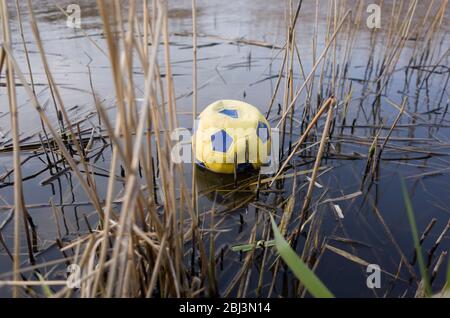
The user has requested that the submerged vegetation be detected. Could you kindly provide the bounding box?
[0,0,449,298]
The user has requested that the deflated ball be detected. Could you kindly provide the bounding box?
[193,100,271,174]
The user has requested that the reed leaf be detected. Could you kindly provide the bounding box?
[269,214,334,298]
[401,177,431,296]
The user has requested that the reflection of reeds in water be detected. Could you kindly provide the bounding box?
[0,0,449,298]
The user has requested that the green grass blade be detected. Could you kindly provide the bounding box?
[269,215,334,298]
[35,272,54,298]
[400,178,431,296]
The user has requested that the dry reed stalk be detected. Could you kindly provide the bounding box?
[275,9,350,129]
[270,96,336,186]
[90,119,120,295]
[14,0,34,93]
[189,0,209,285]
[161,3,188,294]
[298,99,335,221]
[96,0,132,158]
[4,44,104,217]
[306,0,319,108]
[376,97,407,161]
[266,47,288,118]
[50,0,107,56]
[101,1,164,297]
[279,0,301,158]
[367,196,418,279]
[22,0,104,214]
[0,0,25,297]
[94,0,191,297]
[191,0,198,216]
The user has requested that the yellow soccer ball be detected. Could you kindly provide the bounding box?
[193,100,271,174]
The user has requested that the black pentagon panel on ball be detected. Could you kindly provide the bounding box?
[257,121,270,143]
[218,109,239,118]
[211,129,233,152]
